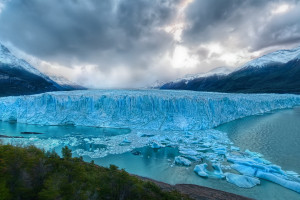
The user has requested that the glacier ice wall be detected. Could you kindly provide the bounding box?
[0,89,300,130]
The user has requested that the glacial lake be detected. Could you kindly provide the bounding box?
[1,107,300,200]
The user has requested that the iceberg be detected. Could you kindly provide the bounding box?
[230,146,240,151]
[0,90,300,130]
[227,153,300,193]
[179,148,198,156]
[194,163,209,177]
[194,163,225,179]
[256,171,300,193]
[232,164,257,177]
[225,173,260,188]
[212,163,225,179]
[150,141,164,149]
[174,156,192,166]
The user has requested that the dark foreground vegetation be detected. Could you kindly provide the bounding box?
[0,144,189,200]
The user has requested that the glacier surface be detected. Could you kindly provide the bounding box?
[1,89,300,130]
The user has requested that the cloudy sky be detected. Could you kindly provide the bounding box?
[0,0,300,88]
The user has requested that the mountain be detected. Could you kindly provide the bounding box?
[0,43,64,96]
[161,46,300,94]
[154,67,232,88]
[49,75,86,90]
[0,43,85,97]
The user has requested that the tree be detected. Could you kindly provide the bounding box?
[62,146,72,160]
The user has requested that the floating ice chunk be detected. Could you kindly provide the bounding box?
[286,171,299,177]
[225,173,260,188]
[232,164,257,177]
[119,138,131,146]
[213,146,227,155]
[201,142,211,148]
[196,147,210,152]
[212,164,225,179]
[230,146,240,151]
[179,149,198,156]
[83,138,91,142]
[183,155,202,161]
[221,164,231,170]
[184,132,193,136]
[256,171,300,193]
[245,149,263,157]
[194,163,208,177]
[150,141,164,149]
[252,157,271,165]
[123,138,131,143]
[174,156,192,166]
[194,163,225,179]
[227,156,286,176]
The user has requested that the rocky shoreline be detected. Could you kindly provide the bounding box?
[136,175,253,200]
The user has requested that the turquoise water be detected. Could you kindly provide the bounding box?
[217,107,300,174]
[1,107,300,199]
[84,147,300,200]
[0,122,131,138]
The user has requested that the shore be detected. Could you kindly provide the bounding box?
[136,175,253,200]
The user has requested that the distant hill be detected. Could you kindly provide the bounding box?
[161,46,300,94]
[0,43,85,97]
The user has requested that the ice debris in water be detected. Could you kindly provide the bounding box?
[150,141,165,149]
[119,138,131,146]
[194,163,225,179]
[194,163,209,177]
[225,173,260,188]
[174,156,192,166]
[230,146,240,151]
[245,149,263,157]
[227,151,300,193]
[2,127,300,193]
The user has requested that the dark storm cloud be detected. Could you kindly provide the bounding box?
[182,0,300,51]
[1,0,300,88]
[0,0,178,67]
[251,3,300,50]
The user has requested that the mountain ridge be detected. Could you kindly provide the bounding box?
[161,45,300,94]
[0,43,85,96]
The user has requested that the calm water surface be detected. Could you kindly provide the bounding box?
[217,106,300,173]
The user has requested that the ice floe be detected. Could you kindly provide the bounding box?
[225,173,260,188]
[175,156,192,166]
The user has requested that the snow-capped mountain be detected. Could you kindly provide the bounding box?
[183,66,232,79]
[172,67,232,84]
[151,67,232,89]
[0,43,63,96]
[240,46,300,69]
[161,45,300,94]
[49,75,86,90]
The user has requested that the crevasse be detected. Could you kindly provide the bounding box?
[0,89,300,130]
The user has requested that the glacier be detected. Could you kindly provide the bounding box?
[1,89,300,130]
[1,89,300,194]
